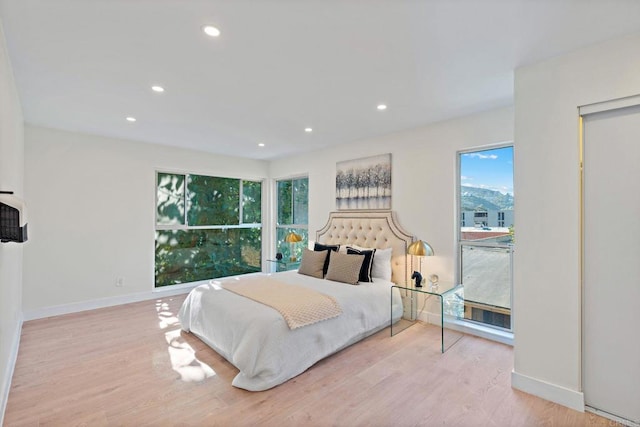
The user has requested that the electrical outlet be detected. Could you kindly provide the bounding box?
[116,277,124,287]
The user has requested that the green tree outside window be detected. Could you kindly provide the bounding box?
[155,172,262,287]
[276,177,308,262]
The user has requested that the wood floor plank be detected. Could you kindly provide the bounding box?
[4,295,610,426]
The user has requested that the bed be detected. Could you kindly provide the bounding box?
[178,211,414,391]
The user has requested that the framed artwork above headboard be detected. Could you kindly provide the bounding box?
[335,153,391,210]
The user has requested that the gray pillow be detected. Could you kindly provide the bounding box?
[325,251,365,285]
[297,248,327,279]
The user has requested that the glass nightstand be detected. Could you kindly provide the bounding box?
[267,259,301,273]
[391,282,465,353]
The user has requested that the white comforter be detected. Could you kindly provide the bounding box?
[178,270,403,391]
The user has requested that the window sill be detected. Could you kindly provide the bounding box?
[152,272,265,293]
[445,318,513,346]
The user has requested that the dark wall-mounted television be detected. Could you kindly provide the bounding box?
[0,192,28,243]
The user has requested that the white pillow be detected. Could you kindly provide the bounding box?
[347,245,392,281]
[371,247,392,281]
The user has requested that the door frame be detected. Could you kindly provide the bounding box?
[579,94,640,426]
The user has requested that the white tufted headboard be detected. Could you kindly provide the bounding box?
[316,211,415,286]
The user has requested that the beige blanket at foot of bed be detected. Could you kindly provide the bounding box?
[223,276,342,329]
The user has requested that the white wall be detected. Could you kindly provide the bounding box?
[512,31,640,410]
[269,107,514,285]
[0,19,24,423]
[23,126,268,315]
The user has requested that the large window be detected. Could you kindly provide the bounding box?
[155,172,262,287]
[458,146,514,330]
[276,177,308,261]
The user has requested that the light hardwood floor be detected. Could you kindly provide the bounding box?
[5,295,610,426]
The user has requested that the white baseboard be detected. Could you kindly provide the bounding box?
[418,310,441,326]
[1,312,23,426]
[21,273,269,321]
[417,311,514,346]
[23,285,197,321]
[586,406,639,427]
[511,370,585,412]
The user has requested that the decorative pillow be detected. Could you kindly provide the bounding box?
[325,251,364,285]
[348,245,392,281]
[371,247,392,281]
[314,242,340,276]
[297,248,327,279]
[347,247,376,282]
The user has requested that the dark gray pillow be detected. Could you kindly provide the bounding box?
[347,247,376,282]
[314,242,340,276]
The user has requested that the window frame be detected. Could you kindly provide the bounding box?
[154,170,264,288]
[274,175,309,261]
[456,143,515,332]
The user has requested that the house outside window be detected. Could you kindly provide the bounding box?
[155,172,262,287]
[276,177,308,262]
[458,145,514,330]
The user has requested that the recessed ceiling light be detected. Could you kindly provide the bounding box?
[377,104,387,110]
[258,143,265,147]
[203,25,221,37]
[126,117,136,122]
[304,128,313,133]
[151,85,165,93]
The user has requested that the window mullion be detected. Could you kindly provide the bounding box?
[290,184,295,225]
[239,180,244,225]
[184,174,190,227]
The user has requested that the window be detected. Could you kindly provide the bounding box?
[276,177,308,261]
[155,172,262,287]
[458,146,514,330]
[473,211,488,227]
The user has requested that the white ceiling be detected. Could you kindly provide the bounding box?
[2,0,640,160]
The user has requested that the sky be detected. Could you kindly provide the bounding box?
[460,146,514,195]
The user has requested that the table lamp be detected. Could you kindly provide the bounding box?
[407,239,434,287]
[285,231,303,261]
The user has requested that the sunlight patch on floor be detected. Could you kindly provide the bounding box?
[156,300,180,330]
[164,328,216,382]
[156,299,216,382]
